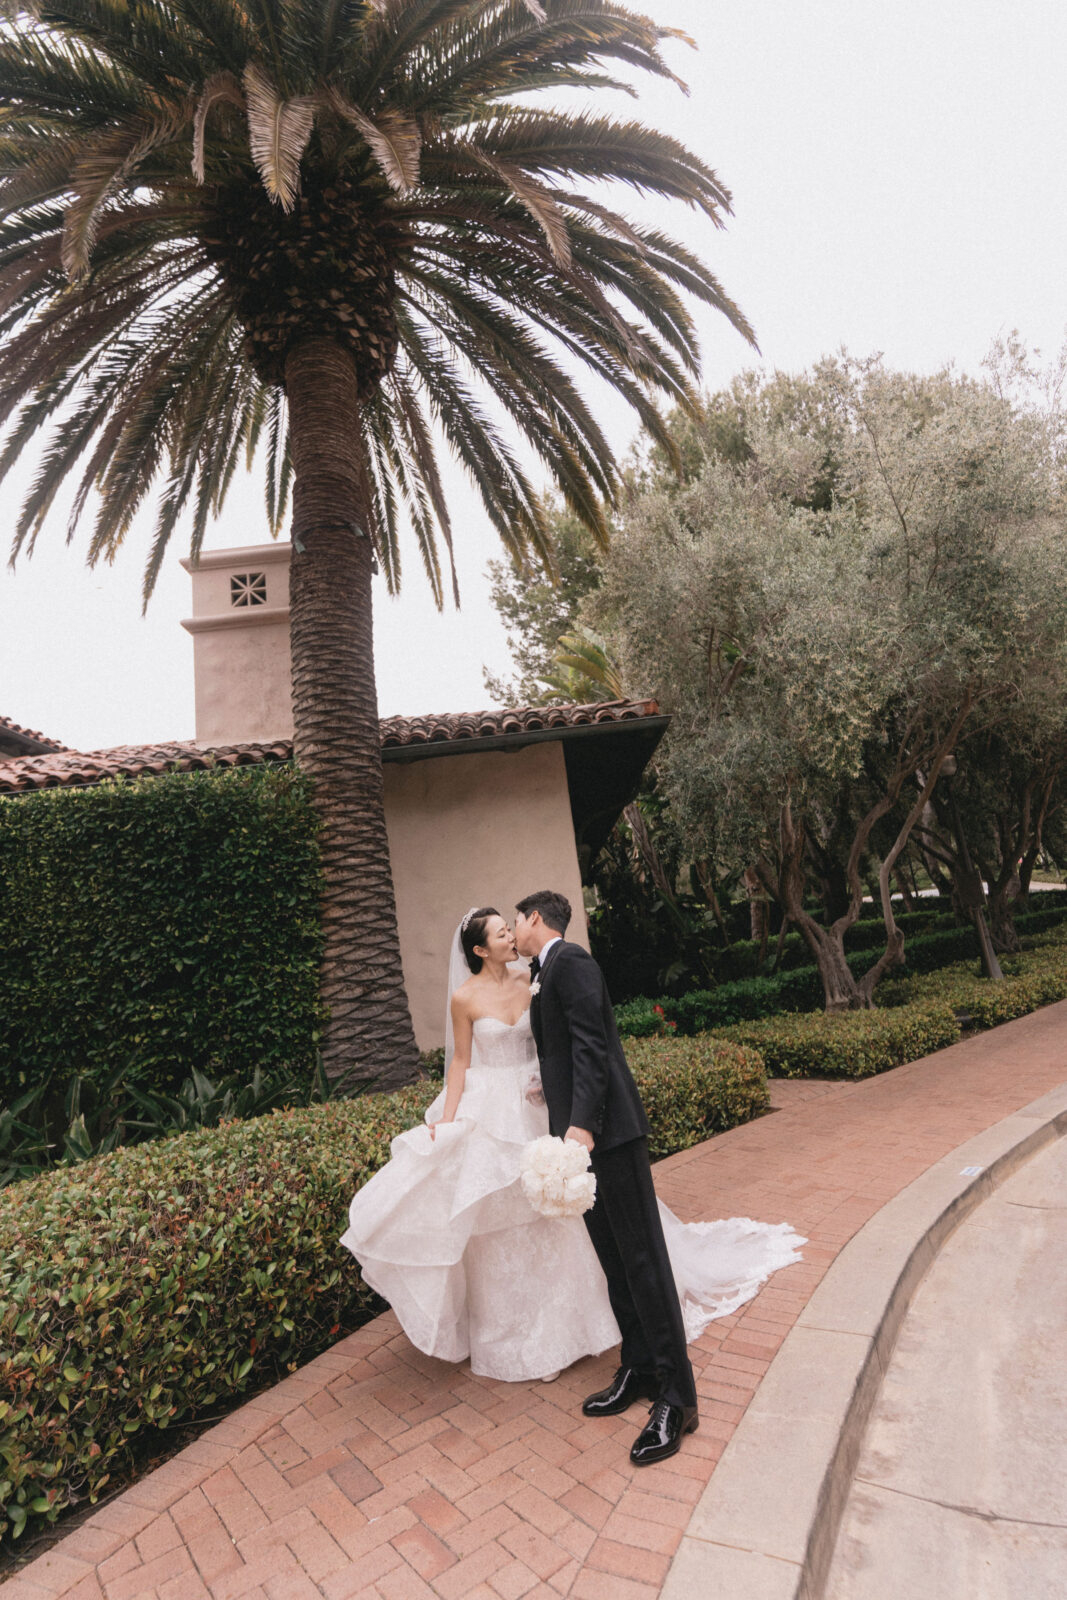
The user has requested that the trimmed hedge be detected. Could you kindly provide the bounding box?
[703,895,1067,984]
[615,903,1067,1038]
[625,1035,769,1159]
[0,1034,767,1543]
[718,1004,961,1080]
[0,767,324,1103]
[0,1084,435,1541]
[880,940,1067,1027]
[703,905,959,983]
[715,936,1067,1080]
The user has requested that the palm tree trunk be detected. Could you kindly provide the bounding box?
[285,338,419,1092]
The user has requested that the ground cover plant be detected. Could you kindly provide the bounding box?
[0,1034,765,1544]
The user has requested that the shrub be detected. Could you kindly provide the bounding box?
[703,903,965,983]
[616,972,818,1037]
[0,1062,320,1189]
[0,1084,436,1543]
[880,940,1067,1027]
[0,1034,767,1542]
[612,918,1060,1037]
[0,767,324,1105]
[625,1035,769,1159]
[717,1004,960,1079]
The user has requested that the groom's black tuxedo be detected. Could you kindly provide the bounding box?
[529,940,649,1151]
[529,938,697,1413]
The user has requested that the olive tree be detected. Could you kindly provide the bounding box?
[592,356,1067,1009]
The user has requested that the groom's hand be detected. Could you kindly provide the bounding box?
[565,1125,594,1152]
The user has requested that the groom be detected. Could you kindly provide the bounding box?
[514,890,698,1466]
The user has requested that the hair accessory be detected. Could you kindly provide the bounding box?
[460,906,479,934]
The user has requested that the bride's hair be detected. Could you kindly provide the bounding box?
[460,907,500,973]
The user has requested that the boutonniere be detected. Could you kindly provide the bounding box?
[529,980,542,998]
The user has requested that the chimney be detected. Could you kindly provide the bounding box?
[180,543,293,744]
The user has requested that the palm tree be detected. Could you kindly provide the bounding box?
[0,0,755,1090]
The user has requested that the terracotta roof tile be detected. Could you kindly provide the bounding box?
[0,700,661,794]
[378,699,659,748]
[0,713,68,753]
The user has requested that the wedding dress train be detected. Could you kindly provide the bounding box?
[340,1010,804,1382]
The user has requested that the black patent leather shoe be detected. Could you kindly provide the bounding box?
[629,1400,699,1466]
[582,1366,660,1418]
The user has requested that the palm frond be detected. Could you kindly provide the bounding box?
[192,70,244,183]
[243,61,315,210]
[0,0,752,600]
[62,110,187,279]
[471,152,571,267]
[325,87,420,193]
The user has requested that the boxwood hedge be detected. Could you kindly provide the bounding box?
[879,938,1067,1027]
[702,895,1067,984]
[615,903,1067,1038]
[625,1035,769,1159]
[716,938,1067,1079]
[0,1034,767,1543]
[718,1004,961,1079]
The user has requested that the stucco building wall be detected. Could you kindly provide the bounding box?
[180,541,594,1052]
[384,741,589,1050]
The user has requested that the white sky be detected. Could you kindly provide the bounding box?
[3,0,1065,752]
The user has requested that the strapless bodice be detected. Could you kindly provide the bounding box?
[471,1010,537,1071]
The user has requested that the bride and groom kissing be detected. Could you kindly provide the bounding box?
[342,890,804,1468]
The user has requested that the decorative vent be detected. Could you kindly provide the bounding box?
[230,572,268,607]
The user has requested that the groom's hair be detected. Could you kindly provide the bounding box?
[515,890,571,935]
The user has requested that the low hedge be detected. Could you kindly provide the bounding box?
[615,906,1067,1039]
[880,940,1067,1028]
[706,895,1067,984]
[0,1035,767,1543]
[715,936,1067,1080]
[717,1004,961,1080]
[625,1035,769,1159]
[0,1083,435,1543]
[704,904,961,983]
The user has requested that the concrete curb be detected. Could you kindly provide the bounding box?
[660,1081,1067,1600]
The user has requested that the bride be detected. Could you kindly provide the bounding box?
[340,907,804,1385]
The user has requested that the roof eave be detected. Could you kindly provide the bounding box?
[380,713,670,765]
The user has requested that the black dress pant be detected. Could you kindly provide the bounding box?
[583,1136,697,1410]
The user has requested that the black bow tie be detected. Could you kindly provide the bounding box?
[530,955,541,979]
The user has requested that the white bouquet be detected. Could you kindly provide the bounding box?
[520,1135,597,1219]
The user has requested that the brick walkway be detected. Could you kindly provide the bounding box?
[7,1002,1067,1600]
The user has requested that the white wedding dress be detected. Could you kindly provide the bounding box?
[341,1009,805,1382]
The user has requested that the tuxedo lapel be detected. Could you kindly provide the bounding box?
[538,939,566,986]
[529,939,564,1056]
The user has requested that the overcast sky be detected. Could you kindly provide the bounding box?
[3,0,1065,753]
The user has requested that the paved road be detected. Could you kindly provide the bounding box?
[827,1134,1067,1599]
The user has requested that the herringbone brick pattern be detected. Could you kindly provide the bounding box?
[8,1002,1067,1600]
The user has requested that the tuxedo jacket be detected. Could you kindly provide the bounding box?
[529,940,650,1153]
